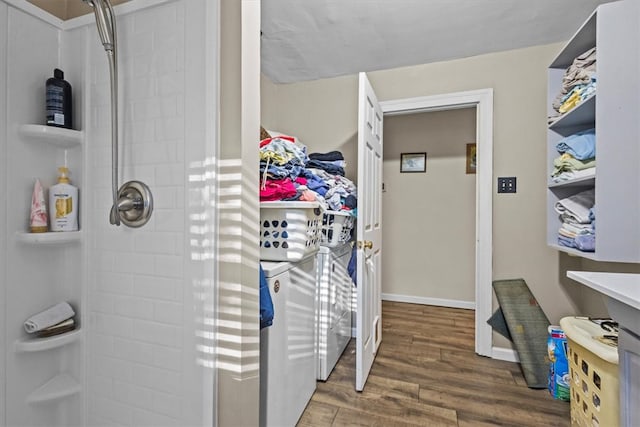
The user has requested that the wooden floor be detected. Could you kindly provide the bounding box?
[298,301,570,426]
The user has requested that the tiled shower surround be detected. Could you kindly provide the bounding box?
[1,0,218,425]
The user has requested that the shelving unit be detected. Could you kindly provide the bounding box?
[15,231,82,244]
[26,373,82,404]
[19,124,83,148]
[15,121,86,417]
[546,1,640,262]
[14,328,82,353]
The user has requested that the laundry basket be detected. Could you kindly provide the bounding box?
[559,317,619,427]
[260,201,322,261]
[320,210,355,247]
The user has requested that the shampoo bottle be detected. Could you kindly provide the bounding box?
[46,68,72,129]
[49,167,78,231]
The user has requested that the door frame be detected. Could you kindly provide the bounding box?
[379,88,493,357]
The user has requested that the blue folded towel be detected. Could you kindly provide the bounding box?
[556,128,596,160]
[575,234,595,252]
[558,235,577,249]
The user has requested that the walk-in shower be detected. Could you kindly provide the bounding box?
[84,0,153,227]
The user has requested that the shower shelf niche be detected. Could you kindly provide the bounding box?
[26,373,82,404]
[19,124,83,148]
[16,231,82,245]
[14,328,83,353]
[16,231,82,244]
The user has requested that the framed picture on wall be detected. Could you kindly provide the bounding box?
[466,143,477,174]
[400,152,426,173]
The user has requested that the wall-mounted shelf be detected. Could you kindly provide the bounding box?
[14,328,82,353]
[546,1,640,262]
[16,231,82,245]
[548,94,595,131]
[548,169,596,188]
[26,373,81,404]
[549,244,598,260]
[19,124,83,148]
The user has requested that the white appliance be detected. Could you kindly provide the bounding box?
[316,243,353,381]
[260,255,317,427]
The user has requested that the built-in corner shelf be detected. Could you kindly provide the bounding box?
[14,328,82,353]
[19,124,83,148]
[16,231,82,245]
[26,373,82,404]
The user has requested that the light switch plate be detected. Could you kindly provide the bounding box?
[498,177,517,193]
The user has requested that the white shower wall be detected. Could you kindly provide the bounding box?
[3,4,83,426]
[1,0,218,426]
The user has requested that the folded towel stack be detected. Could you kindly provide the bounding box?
[24,302,76,337]
[554,189,596,252]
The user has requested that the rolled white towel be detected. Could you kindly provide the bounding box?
[24,302,75,334]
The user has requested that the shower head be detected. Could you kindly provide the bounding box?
[84,0,116,52]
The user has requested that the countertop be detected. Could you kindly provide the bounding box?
[567,271,640,311]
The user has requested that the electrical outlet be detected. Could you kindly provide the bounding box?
[497,177,517,193]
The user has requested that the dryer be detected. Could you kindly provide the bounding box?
[316,243,353,381]
[260,255,317,427]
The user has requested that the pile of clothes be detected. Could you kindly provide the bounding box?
[554,188,595,252]
[259,132,357,214]
[551,128,595,183]
[548,47,597,125]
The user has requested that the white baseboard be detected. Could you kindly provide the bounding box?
[381,293,475,310]
[491,346,520,363]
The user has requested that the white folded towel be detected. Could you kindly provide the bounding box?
[554,188,595,224]
[24,302,75,334]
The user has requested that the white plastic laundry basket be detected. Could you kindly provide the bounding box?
[320,210,355,247]
[260,201,322,261]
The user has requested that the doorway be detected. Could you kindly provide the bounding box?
[382,107,477,308]
[379,89,494,357]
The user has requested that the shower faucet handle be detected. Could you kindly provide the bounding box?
[114,181,153,228]
[117,195,141,212]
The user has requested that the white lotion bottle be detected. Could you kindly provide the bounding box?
[49,166,78,231]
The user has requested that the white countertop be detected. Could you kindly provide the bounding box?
[567,271,640,311]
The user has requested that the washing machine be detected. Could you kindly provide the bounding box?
[316,243,353,381]
[260,254,317,427]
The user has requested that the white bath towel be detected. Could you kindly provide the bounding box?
[554,188,595,224]
[24,302,75,333]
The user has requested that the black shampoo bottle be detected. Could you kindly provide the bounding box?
[46,68,72,129]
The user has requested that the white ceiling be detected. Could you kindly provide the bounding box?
[261,0,614,84]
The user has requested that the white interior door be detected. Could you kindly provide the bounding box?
[356,72,383,391]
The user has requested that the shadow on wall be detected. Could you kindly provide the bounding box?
[194,157,259,377]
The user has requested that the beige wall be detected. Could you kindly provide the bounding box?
[260,73,360,182]
[383,109,477,303]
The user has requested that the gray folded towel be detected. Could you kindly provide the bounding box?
[24,302,75,333]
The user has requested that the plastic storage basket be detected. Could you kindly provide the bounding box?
[260,201,322,262]
[559,317,619,427]
[320,210,355,247]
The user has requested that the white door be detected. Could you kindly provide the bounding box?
[356,72,383,391]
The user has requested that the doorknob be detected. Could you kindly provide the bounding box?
[358,240,373,250]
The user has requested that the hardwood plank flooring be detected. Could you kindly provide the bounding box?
[297,301,570,426]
